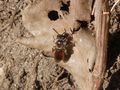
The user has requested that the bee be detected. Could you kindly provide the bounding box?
[52,28,75,62]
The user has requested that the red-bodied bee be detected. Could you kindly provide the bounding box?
[52,28,75,62]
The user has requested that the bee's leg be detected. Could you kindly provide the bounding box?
[42,51,54,58]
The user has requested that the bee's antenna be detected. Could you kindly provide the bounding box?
[53,28,59,35]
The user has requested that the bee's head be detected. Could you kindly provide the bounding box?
[53,28,73,49]
[55,32,70,48]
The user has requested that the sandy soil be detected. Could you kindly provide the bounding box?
[0,0,120,90]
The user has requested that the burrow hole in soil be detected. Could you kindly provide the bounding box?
[76,20,88,28]
[48,10,59,21]
[60,1,70,13]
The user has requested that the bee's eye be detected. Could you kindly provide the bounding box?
[57,35,61,39]
[63,33,69,36]
[56,41,62,45]
[58,41,61,44]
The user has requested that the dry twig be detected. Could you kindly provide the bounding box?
[111,0,120,12]
[92,0,109,90]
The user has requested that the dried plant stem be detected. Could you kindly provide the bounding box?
[93,0,109,90]
[111,0,120,12]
